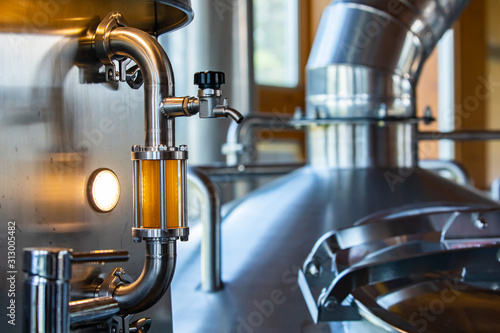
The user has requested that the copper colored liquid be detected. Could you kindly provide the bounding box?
[141,160,183,228]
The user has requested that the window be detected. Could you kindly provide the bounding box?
[253,0,299,87]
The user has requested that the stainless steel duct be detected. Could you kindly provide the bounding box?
[304,0,471,169]
[306,0,471,120]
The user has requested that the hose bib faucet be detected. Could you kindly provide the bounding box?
[194,71,244,123]
[160,71,244,124]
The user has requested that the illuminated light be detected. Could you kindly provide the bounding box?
[87,169,121,213]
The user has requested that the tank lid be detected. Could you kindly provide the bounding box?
[0,0,194,36]
[155,0,194,34]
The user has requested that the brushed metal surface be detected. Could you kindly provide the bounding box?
[0,0,193,36]
[307,122,417,168]
[0,28,174,333]
[171,166,499,332]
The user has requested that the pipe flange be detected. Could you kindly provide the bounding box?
[93,12,129,80]
[97,267,133,298]
[131,150,188,161]
[132,227,189,242]
[131,145,188,161]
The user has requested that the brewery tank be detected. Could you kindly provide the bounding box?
[171,0,500,332]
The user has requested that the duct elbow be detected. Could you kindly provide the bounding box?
[307,0,471,120]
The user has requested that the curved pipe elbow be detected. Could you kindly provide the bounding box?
[109,27,174,95]
[113,239,176,314]
[107,26,175,147]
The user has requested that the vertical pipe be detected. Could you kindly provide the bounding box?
[108,27,175,148]
[23,248,72,333]
[438,30,456,160]
[167,118,175,148]
[187,167,222,292]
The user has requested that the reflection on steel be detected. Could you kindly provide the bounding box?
[417,130,500,141]
[0,0,193,35]
[23,248,127,332]
[109,239,177,314]
[171,166,500,332]
[72,250,129,263]
[223,113,298,165]
[307,122,417,168]
[69,297,119,326]
[23,248,72,333]
[419,159,472,186]
[187,167,222,292]
[196,162,304,182]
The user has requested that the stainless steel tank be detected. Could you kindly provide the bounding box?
[0,1,193,332]
[171,0,500,332]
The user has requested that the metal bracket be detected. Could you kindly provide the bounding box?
[108,314,152,333]
[93,12,129,82]
[126,65,144,89]
[98,267,134,298]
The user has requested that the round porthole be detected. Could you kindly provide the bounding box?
[87,168,121,213]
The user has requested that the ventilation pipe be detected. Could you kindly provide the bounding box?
[305,0,471,168]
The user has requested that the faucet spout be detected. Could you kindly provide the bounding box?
[215,106,244,124]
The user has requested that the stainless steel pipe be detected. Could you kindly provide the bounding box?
[23,248,72,333]
[113,238,176,313]
[107,26,175,148]
[307,0,471,120]
[417,130,500,141]
[69,297,119,326]
[307,122,418,168]
[187,167,222,292]
[196,163,304,182]
[72,250,129,263]
[305,0,470,169]
[224,113,297,165]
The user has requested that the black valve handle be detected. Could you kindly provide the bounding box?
[194,71,225,89]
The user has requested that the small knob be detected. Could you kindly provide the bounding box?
[194,71,225,89]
